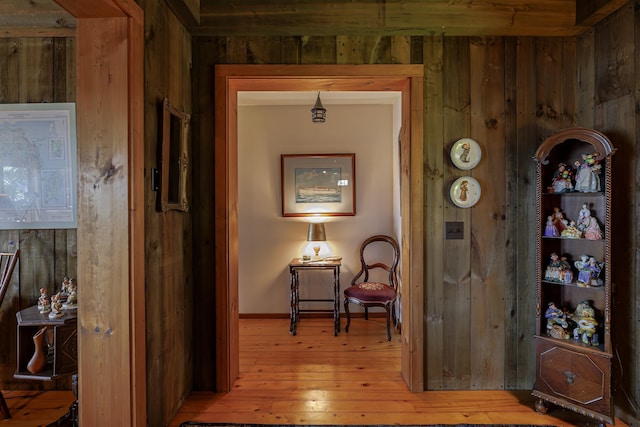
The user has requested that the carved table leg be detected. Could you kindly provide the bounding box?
[534,398,548,415]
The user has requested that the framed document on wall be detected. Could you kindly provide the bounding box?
[0,103,77,229]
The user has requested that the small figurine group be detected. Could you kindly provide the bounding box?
[574,255,604,287]
[543,204,602,240]
[549,152,602,193]
[545,252,603,288]
[36,276,78,318]
[544,252,573,284]
[545,300,599,346]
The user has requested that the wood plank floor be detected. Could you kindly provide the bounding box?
[0,390,74,426]
[1,318,629,426]
[169,318,629,427]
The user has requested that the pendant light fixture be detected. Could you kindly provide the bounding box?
[310,92,326,123]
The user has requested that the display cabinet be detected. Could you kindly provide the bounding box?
[532,128,616,425]
[14,305,77,381]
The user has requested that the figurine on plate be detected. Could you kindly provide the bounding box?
[550,163,574,193]
[574,152,602,192]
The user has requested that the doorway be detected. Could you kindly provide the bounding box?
[214,64,424,393]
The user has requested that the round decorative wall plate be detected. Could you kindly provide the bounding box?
[450,138,482,170]
[450,176,481,208]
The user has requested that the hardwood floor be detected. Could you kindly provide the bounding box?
[1,318,629,426]
[169,318,628,427]
[0,390,74,426]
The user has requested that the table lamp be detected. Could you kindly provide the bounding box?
[307,223,326,260]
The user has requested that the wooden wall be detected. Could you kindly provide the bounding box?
[0,1,638,426]
[143,1,194,426]
[0,1,194,425]
[0,37,76,392]
[192,2,639,423]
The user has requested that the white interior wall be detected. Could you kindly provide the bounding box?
[238,98,399,314]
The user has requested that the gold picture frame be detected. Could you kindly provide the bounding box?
[160,97,190,212]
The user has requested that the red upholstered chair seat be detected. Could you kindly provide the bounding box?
[344,282,396,303]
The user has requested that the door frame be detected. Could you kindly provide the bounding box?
[214,64,424,392]
[53,0,146,425]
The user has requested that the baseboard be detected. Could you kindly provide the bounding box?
[239,312,388,319]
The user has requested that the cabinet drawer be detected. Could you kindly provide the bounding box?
[535,338,611,416]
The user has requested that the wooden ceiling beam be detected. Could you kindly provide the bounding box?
[53,0,132,18]
[575,0,629,27]
[165,0,200,28]
[195,0,590,37]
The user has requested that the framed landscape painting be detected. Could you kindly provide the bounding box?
[281,153,356,217]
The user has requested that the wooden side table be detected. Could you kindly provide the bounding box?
[14,305,78,426]
[14,305,77,381]
[288,258,341,336]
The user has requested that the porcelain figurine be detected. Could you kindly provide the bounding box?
[544,252,572,283]
[561,221,581,238]
[574,152,602,192]
[48,293,64,319]
[577,206,602,240]
[572,300,599,346]
[575,256,603,287]
[37,288,50,314]
[550,163,573,193]
[551,207,567,233]
[545,302,568,331]
[543,215,559,237]
[63,279,78,310]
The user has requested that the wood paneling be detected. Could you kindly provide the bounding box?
[196,0,624,37]
[0,36,76,393]
[422,35,446,391]
[441,35,471,390]
[192,8,640,423]
[143,0,193,425]
[0,1,638,426]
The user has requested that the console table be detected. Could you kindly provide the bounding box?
[288,258,341,336]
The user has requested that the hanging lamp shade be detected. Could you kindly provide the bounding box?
[311,92,326,123]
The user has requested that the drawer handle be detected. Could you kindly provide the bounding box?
[564,371,576,384]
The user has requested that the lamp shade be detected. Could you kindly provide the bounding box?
[307,223,326,241]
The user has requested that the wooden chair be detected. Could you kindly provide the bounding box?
[343,235,399,341]
[0,249,20,420]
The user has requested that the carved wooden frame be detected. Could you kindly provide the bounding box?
[160,97,190,212]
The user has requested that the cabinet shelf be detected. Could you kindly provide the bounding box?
[532,127,615,425]
[540,279,605,290]
[542,191,604,197]
[534,334,608,355]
